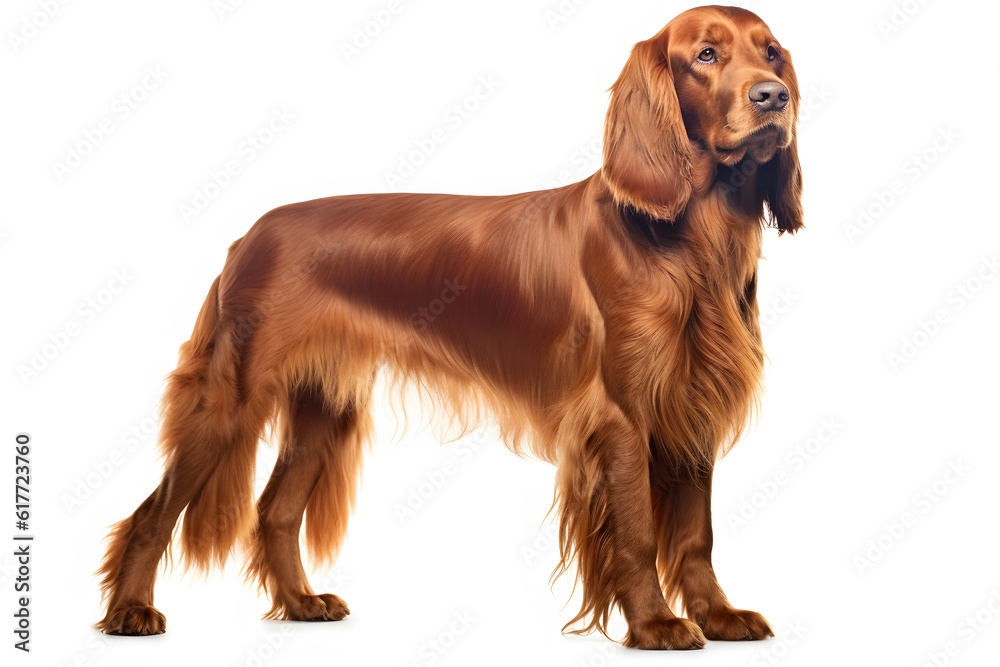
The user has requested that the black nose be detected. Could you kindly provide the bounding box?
[749,81,789,111]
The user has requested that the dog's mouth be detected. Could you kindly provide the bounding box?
[713,124,788,166]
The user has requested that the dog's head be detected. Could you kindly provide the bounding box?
[601,6,802,233]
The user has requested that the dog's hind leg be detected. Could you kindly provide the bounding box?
[95,471,190,635]
[244,381,371,621]
[95,426,261,635]
[96,276,273,635]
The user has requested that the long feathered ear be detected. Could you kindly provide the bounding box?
[601,38,692,222]
[759,127,803,234]
[759,58,804,234]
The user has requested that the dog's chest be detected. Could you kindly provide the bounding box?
[602,223,764,448]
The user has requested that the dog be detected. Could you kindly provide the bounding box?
[98,5,801,649]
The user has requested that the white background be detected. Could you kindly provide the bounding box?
[3,0,999,665]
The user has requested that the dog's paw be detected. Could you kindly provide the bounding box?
[625,616,707,650]
[280,593,350,622]
[98,604,166,636]
[701,607,773,641]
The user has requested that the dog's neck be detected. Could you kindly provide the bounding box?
[604,165,765,301]
[684,183,764,295]
[615,162,766,243]
[713,159,772,222]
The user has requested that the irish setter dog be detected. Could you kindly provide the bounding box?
[98,5,802,649]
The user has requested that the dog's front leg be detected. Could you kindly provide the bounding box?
[652,464,774,641]
[556,405,706,650]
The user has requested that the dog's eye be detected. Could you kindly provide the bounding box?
[767,45,779,61]
[697,48,716,63]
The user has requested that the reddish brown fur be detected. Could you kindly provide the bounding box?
[97,5,802,648]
